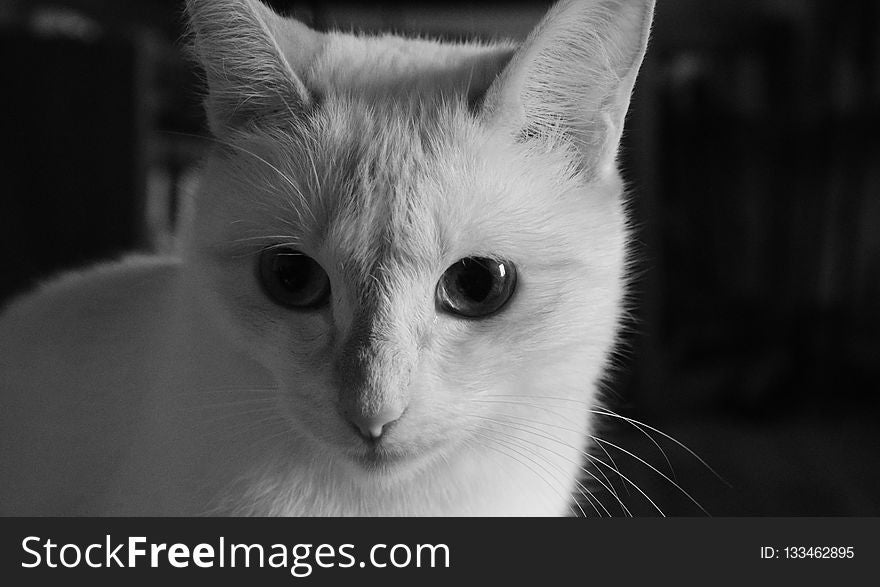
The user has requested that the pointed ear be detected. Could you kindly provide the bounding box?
[186,0,322,136]
[482,0,655,179]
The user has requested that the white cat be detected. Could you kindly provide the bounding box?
[0,0,654,516]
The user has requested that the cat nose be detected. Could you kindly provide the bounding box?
[347,408,402,442]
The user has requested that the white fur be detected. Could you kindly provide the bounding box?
[0,0,654,516]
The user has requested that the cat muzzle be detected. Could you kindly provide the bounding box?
[345,407,403,442]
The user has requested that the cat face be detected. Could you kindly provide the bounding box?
[183,0,652,483]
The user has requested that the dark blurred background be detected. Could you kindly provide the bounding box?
[1,0,878,516]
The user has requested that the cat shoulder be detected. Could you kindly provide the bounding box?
[0,255,183,514]
[0,254,181,337]
[0,254,183,388]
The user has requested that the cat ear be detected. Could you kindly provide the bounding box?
[186,0,321,136]
[481,0,655,179]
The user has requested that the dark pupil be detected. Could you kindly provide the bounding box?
[276,254,314,292]
[456,262,493,302]
[259,248,330,309]
[437,256,516,319]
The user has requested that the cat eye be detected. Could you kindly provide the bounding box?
[436,257,517,318]
[258,247,331,309]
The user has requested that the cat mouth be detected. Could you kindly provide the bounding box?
[348,445,411,472]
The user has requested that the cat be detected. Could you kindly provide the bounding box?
[0,0,654,516]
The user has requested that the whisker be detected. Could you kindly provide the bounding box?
[189,406,281,429]
[475,396,724,491]
[464,435,579,517]
[486,399,680,482]
[188,385,280,394]
[471,397,588,429]
[475,399,669,515]
[229,235,303,245]
[587,452,666,517]
[591,407,731,487]
[162,129,315,223]
[182,398,279,411]
[476,415,628,517]
[593,437,710,516]
[475,418,611,517]
[471,398,630,491]
[476,408,627,506]
[470,428,585,517]
[490,432,600,517]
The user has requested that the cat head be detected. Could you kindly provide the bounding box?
[182,0,653,481]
